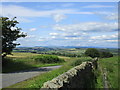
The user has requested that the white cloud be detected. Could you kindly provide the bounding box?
[1,4,95,18]
[83,5,115,8]
[70,12,93,14]
[38,37,46,41]
[51,36,56,39]
[106,13,118,20]
[17,17,33,23]
[106,40,118,42]
[64,37,82,40]
[49,33,59,36]
[1,5,73,17]
[38,39,44,41]
[53,22,118,32]
[29,28,37,31]
[52,14,66,23]
[48,31,89,41]
[90,33,118,40]
[62,32,88,37]
[17,34,36,42]
[88,40,94,42]
[93,11,118,20]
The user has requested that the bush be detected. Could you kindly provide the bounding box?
[99,51,113,58]
[71,57,92,66]
[35,55,65,64]
[85,48,100,58]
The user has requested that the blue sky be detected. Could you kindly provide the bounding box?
[1,2,118,48]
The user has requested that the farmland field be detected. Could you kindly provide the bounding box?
[7,52,41,58]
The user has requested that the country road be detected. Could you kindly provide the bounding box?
[1,65,62,88]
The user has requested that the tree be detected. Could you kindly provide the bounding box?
[1,17,26,58]
[99,51,113,58]
[85,48,100,58]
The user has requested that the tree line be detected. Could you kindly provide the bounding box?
[85,48,113,58]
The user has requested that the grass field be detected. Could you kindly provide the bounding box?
[7,52,41,58]
[96,56,118,88]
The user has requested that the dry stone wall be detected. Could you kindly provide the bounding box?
[41,58,98,89]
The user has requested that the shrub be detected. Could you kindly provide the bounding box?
[99,51,113,58]
[85,48,100,58]
[71,57,92,66]
[35,55,64,64]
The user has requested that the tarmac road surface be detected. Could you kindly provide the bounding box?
[1,65,62,88]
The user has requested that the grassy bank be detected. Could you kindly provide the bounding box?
[96,56,118,88]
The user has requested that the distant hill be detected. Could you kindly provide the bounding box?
[17,46,118,49]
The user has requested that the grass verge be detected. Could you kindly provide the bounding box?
[97,56,118,88]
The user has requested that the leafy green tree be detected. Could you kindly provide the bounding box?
[99,51,113,58]
[1,17,26,58]
[85,48,100,58]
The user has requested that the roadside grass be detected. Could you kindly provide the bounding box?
[5,56,92,88]
[98,56,118,88]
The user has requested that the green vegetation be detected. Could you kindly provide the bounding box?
[6,55,92,88]
[85,48,113,58]
[96,56,118,88]
[94,68,104,88]
[1,17,26,58]
[35,55,64,63]
[99,51,113,58]
[70,57,92,66]
[85,48,100,58]
[3,53,64,73]
[98,48,118,56]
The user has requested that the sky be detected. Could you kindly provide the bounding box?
[0,2,119,48]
